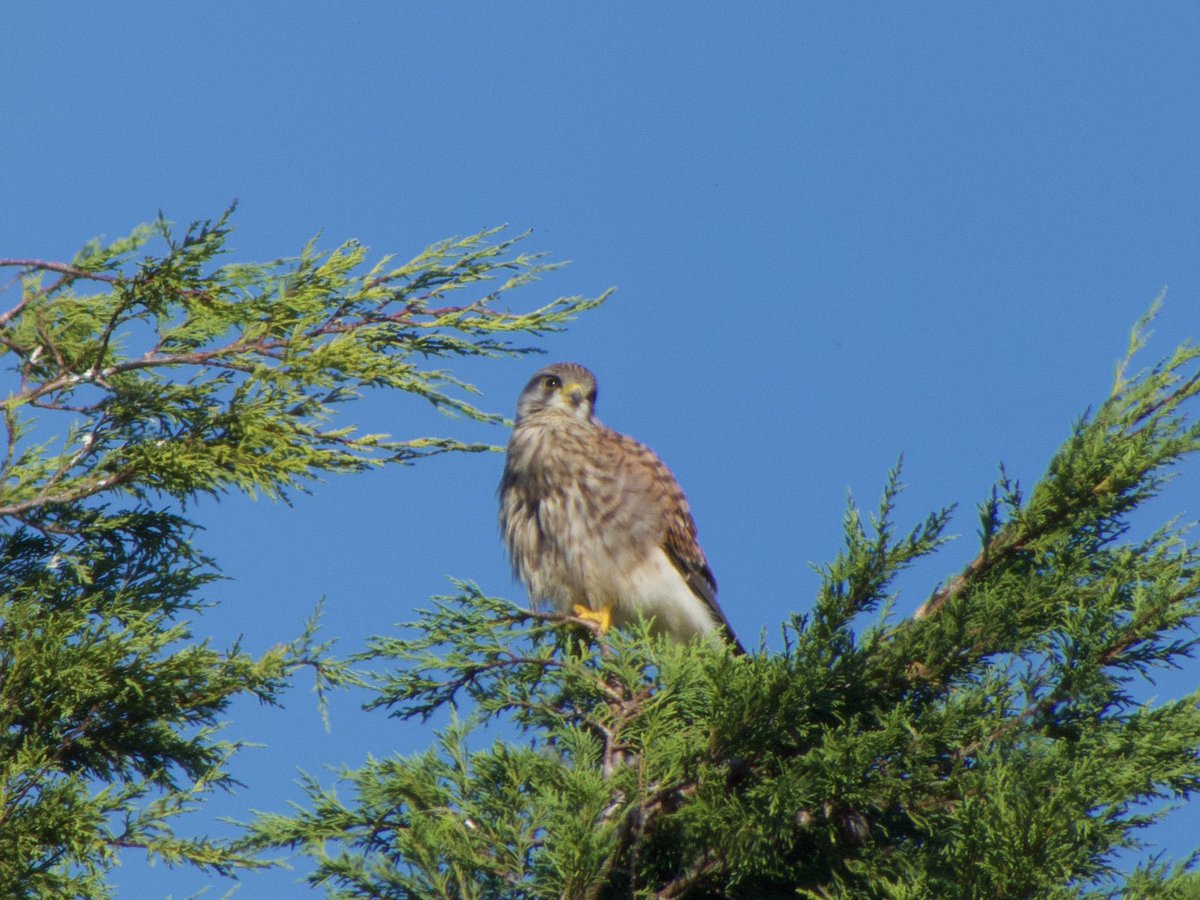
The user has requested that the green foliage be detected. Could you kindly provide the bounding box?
[7,211,1200,897]
[0,210,605,896]
[246,308,1200,898]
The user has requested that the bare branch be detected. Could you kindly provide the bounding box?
[0,259,119,284]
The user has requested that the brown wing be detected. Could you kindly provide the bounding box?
[612,430,745,654]
[662,495,745,654]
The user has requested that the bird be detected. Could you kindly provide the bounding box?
[499,362,742,652]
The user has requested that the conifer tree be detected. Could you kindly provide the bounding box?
[247,306,1200,898]
[7,211,1200,898]
[0,209,603,897]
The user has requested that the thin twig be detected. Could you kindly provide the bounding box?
[655,851,719,899]
[0,259,119,284]
[914,531,1019,619]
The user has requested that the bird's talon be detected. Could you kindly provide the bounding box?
[572,603,612,633]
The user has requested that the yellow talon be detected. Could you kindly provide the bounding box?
[572,603,612,633]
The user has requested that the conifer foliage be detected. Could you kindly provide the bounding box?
[0,210,602,896]
[4,211,1200,898]
[250,307,1200,898]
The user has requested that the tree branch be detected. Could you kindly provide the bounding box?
[0,259,120,284]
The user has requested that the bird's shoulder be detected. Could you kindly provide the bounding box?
[581,424,695,513]
[582,425,718,601]
[598,429,708,556]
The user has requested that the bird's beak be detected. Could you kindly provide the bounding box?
[564,383,587,407]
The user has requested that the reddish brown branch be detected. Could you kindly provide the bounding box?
[655,851,720,898]
[916,498,1085,621]
[0,468,135,518]
[1098,582,1200,667]
[915,531,1019,619]
[1128,369,1200,430]
[0,259,119,285]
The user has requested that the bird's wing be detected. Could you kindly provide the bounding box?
[612,430,745,653]
[662,512,745,654]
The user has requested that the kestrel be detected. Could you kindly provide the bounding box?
[499,362,742,651]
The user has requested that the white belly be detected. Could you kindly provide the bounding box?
[546,547,719,644]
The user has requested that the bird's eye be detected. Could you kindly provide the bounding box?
[543,375,562,390]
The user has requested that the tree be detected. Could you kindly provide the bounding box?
[245,306,1200,898]
[0,209,604,897]
[6,213,1200,899]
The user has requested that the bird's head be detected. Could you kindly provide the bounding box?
[515,362,598,423]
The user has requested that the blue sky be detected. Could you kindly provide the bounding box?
[3,4,1199,896]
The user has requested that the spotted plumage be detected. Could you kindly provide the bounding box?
[499,362,742,651]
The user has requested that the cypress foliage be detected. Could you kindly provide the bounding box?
[247,307,1200,898]
[6,211,1200,897]
[0,209,603,896]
